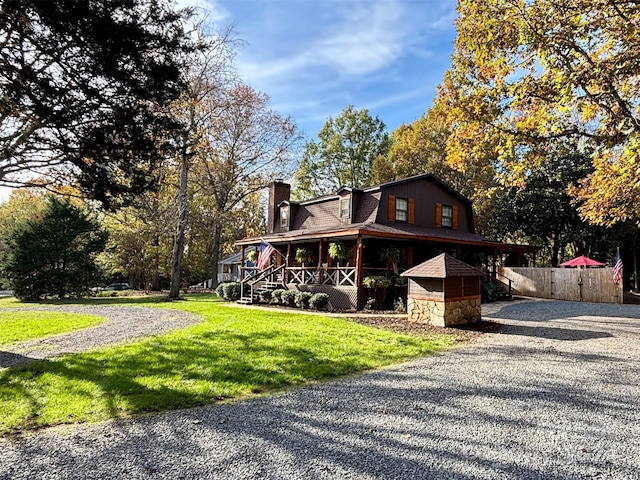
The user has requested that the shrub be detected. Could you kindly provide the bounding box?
[362,275,391,288]
[215,282,228,298]
[281,290,297,307]
[271,289,286,304]
[309,292,330,310]
[294,291,313,309]
[481,280,499,303]
[363,275,391,310]
[259,289,272,303]
[222,282,241,301]
[393,298,407,313]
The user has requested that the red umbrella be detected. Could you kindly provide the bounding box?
[559,255,605,267]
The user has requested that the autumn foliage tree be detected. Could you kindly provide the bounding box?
[443,0,640,226]
[193,83,301,287]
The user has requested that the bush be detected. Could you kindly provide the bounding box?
[281,290,297,307]
[271,289,286,304]
[309,292,330,310]
[222,282,241,301]
[481,280,499,303]
[294,291,313,309]
[259,289,272,303]
[393,298,406,313]
[362,275,392,288]
[215,282,228,298]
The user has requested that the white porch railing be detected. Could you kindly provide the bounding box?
[287,266,357,287]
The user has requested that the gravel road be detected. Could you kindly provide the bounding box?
[1,299,640,479]
[0,306,202,368]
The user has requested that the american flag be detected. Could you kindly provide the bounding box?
[613,247,623,285]
[257,239,275,270]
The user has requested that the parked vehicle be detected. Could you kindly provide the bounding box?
[104,282,130,291]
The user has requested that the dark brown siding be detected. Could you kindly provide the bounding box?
[444,277,463,298]
[376,178,474,232]
[409,278,444,297]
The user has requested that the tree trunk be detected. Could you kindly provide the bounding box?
[168,158,189,299]
[634,249,638,292]
[210,220,223,289]
[550,241,560,267]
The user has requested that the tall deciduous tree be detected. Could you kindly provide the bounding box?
[2,196,107,300]
[193,83,301,287]
[293,105,390,198]
[444,0,640,225]
[167,26,237,299]
[0,0,194,207]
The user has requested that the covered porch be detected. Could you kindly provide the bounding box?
[236,224,536,310]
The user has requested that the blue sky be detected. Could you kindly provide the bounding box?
[0,0,458,204]
[191,0,458,139]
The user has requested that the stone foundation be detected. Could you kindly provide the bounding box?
[407,297,481,327]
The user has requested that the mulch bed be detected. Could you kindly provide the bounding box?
[344,315,504,343]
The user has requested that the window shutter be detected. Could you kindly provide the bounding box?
[453,205,459,229]
[435,203,442,227]
[408,198,415,224]
[388,194,396,222]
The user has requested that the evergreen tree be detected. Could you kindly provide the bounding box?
[2,196,107,300]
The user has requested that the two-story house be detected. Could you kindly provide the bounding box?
[236,173,535,310]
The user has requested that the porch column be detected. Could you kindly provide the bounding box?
[408,246,414,268]
[241,245,245,281]
[318,239,324,284]
[492,249,498,280]
[286,242,291,283]
[355,235,363,287]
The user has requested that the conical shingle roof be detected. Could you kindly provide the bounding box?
[401,253,484,279]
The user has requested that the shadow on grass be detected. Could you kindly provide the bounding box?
[0,351,37,369]
[0,318,437,434]
[6,339,639,479]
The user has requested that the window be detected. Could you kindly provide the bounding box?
[280,206,289,228]
[395,197,408,222]
[442,204,453,228]
[340,198,350,218]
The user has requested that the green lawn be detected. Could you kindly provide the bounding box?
[0,311,104,346]
[0,294,457,435]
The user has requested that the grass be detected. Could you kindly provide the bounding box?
[0,311,105,345]
[0,294,457,435]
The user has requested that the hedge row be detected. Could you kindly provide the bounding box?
[215,282,329,310]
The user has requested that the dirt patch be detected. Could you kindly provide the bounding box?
[344,315,504,343]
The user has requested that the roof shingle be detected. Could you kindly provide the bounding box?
[401,253,485,278]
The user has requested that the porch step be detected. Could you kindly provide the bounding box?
[237,296,254,304]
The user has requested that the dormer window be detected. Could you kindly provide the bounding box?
[395,197,408,222]
[340,198,350,219]
[280,205,289,228]
[441,204,453,228]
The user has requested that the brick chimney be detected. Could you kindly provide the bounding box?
[267,181,290,233]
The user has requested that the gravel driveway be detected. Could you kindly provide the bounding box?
[1,299,640,479]
[0,306,202,368]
